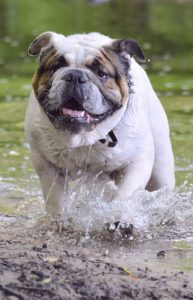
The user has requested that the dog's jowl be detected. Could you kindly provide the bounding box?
[25,32,175,215]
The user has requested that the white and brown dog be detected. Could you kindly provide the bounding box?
[25,32,175,216]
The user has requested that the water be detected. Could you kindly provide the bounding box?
[0,0,193,273]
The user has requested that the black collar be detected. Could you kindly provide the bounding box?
[99,130,117,147]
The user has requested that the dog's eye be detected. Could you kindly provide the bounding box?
[49,57,67,76]
[97,70,109,80]
[49,68,56,76]
[88,59,110,80]
[49,65,61,76]
[49,65,64,75]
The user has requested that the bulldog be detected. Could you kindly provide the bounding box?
[25,32,175,217]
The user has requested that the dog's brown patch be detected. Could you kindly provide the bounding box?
[98,47,129,104]
[32,47,65,98]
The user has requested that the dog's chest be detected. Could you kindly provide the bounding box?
[51,143,129,175]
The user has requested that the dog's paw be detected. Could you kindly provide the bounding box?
[118,222,134,239]
[105,221,134,239]
[105,221,120,232]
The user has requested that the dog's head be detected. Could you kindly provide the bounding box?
[29,32,145,136]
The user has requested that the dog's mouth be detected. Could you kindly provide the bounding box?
[62,107,99,123]
[49,97,115,126]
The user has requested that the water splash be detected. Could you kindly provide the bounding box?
[1,172,193,241]
[56,173,193,240]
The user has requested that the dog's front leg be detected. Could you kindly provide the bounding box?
[32,153,65,215]
[112,157,154,202]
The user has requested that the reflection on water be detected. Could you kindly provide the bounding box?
[0,0,193,272]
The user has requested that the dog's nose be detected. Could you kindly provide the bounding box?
[63,70,88,84]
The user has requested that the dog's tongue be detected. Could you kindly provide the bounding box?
[62,108,93,122]
[62,108,84,118]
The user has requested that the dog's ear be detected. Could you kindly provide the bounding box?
[28,32,54,56]
[112,39,145,62]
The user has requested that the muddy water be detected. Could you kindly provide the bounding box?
[0,0,193,279]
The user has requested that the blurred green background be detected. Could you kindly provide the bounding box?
[0,0,193,187]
